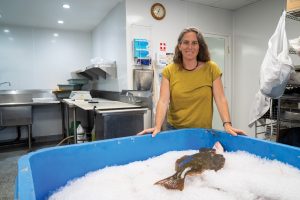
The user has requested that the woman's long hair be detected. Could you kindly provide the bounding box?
[173,27,210,67]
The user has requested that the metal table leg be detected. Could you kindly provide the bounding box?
[61,102,66,138]
[73,107,77,144]
[276,98,281,142]
[28,124,32,150]
[66,105,70,136]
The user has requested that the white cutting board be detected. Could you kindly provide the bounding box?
[65,98,141,111]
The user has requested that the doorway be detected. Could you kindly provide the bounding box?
[204,35,231,130]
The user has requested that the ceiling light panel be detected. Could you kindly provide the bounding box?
[63,4,70,9]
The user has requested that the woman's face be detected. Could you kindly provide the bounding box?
[178,31,199,61]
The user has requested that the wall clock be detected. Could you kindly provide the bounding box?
[151,3,166,20]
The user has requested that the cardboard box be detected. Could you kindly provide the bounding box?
[287,0,300,12]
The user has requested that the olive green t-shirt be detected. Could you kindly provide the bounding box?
[162,61,222,129]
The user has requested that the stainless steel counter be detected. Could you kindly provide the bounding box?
[0,90,61,150]
[0,101,60,107]
[62,98,147,143]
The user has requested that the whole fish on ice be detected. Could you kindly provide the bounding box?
[155,142,225,191]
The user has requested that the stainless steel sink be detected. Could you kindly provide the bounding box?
[0,90,57,149]
[0,93,32,104]
[0,89,57,126]
[0,89,56,105]
[0,106,32,126]
[0,90,41,126]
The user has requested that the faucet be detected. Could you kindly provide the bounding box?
[125,91,135,103]
[126,91,133,96]
[0,82,11,87]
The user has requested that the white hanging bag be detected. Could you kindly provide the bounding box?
[260,11,293,99]
[249,11,294,126]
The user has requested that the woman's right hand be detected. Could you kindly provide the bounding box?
[137,127,161,137]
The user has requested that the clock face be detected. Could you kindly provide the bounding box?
[151,3,166,20]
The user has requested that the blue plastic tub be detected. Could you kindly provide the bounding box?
[15,128,300,200]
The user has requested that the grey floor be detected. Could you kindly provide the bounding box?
[0,143,58,200]
[0,149,26,200]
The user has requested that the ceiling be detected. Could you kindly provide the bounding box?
[0,0,261,31]
[0,0,122,31]
[186,0,261,10]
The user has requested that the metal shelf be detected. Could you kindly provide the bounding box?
[289,49,297,54]
[280,94,300,101]
[278,118,300,123]
[287,10,300,21]
[287,10,300,57]
[75,61,117,80]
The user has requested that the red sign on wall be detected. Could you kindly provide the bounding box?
[160,42,166,51]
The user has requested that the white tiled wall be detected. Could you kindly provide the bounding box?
[0,25,92,90]
[92,1,127,91]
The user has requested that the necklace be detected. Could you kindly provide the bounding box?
[183,61,198,71]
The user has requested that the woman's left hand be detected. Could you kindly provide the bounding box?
[224,123,247,136]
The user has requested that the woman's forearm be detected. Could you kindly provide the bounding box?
[154,100,169,131]
[216,97,231,123]
[154,76,170,131]
[212,77,231,123]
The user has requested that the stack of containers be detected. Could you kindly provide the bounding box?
[54,79,89,100]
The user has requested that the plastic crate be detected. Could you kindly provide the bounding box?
[15,128,300,200]
[52,90,71,100]
[57,84,82,91]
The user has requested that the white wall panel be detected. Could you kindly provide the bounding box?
[0,26,92,90]
[0,26,92,140]
[126,0,233,91]
[126,0,233,60]
[92,1,127,91]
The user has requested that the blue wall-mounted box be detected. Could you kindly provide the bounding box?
[15,128,300,200]
[133,38,149,59]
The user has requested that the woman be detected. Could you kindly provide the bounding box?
[138,27,245,137]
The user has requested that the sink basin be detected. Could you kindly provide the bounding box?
[0,90,57,126]
[0,90,57,150]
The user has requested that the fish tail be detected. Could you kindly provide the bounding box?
[213,141,224,154]
[154,174,185,191]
